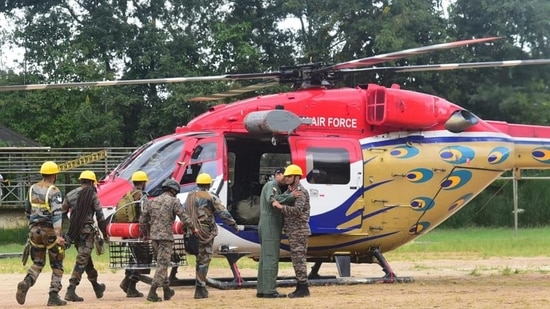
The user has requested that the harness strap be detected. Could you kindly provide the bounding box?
[29,184,55,213]
[29,239,58,249]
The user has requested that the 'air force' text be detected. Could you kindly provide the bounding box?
[309,117,358,128]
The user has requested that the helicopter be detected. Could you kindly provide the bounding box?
[2,36,550,288]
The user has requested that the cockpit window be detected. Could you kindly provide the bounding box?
[117,138,184,190]
[191,142,217,162]
[180,141,219,185]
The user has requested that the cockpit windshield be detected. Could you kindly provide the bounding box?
[116,137,184,192]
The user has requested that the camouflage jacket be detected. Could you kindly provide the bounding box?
[281,183,311,236]
[185,189,238,237]
[62,186,106,226]
[26,181,63,229]
[140,191,192,241]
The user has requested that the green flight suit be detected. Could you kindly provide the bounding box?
[256,180,294,295]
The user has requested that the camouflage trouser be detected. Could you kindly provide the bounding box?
[69,225,99,286]
[195,233,214,288]
[288,234,309,283]
[27,224,65,293]
[151,239,173,287]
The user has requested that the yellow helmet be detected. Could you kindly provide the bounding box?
[131,171,148,182]
[40,161,59,175]
[283,164,303,177]
[196,173,212,185]
[79,170,97,183]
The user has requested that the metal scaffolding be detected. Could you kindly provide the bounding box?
[0,147,134,208]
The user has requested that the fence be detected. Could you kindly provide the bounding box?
[0,147,135,208]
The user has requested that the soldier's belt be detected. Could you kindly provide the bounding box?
[31,221,53,228]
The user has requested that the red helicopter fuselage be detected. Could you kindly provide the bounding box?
[98,84,550,261]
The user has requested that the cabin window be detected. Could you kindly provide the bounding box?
[305,147,350,184]
[259,153,291,184]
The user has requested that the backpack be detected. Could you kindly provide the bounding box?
[113,189,143,223]
[235,195,260,225]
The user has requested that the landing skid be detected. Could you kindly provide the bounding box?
[140,248,414,289]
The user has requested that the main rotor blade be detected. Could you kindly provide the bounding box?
[340,59,550,73]
[189,80,280,102]
[0,72,280,92]
[330,37,500,70]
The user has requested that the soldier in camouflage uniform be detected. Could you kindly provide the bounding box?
[256,167,300,298]
[139,179,194,302]
[117,170,149,298]
[62,170,108,303]
[16,161,67,306]
[272,164,311,298]
[185,173,239,299]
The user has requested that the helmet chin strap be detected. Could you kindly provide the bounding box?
[288,176,300,189]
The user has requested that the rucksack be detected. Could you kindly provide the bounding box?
[113,189,143,223]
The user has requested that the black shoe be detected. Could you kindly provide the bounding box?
[256,293,264,298]
[262,292,287,298]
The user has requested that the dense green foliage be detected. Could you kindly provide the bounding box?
[1,0,548,147]
[442,170,550,228]
[1,1,550,227]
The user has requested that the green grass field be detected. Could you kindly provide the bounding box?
[387,227,550,260]
[1,227,549,274]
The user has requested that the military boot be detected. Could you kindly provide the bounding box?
[163,285,175,301]
[47,291,67,306]
[194,286,209,299]
[119,276,129,293]
[16,276,33,305]
[288,282,310,298]
[169,267,180,282]
[91,281,106,299]
[147,286,162,302]
[64,285,83,302]
[126,280,144,298]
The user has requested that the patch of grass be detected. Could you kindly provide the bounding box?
[0,240,291,275]
[388,227,550,259]
[501,266,513,276]
[469,268,481,276]
[4,227,550,275]
[0,227,27,246]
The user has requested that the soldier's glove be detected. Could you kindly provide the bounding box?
[233,225,241,233]
[63,234,72,250]
[98,220,108,239]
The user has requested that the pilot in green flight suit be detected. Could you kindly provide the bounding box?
[256,167,298,298]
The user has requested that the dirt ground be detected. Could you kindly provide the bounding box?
[5,256,550,309]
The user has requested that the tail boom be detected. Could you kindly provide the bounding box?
[487,121,550,169]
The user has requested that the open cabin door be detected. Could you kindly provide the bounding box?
[289,137,363,234]
[174,134,228,204]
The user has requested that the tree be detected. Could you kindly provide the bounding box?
[445,0,550,124]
